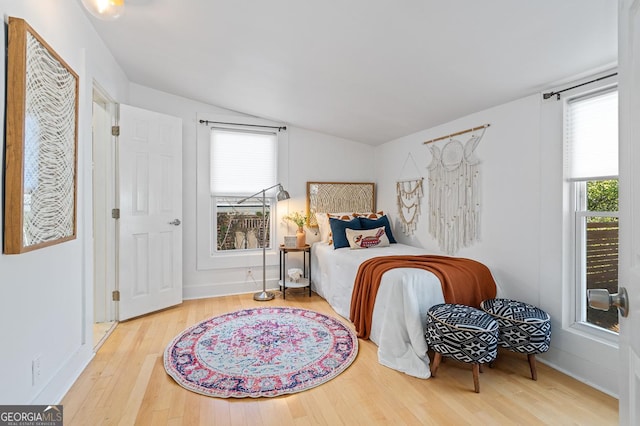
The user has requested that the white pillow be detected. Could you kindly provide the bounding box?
[345,226,390,249]
[315,212,331,242]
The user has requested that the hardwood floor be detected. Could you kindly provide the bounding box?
[62,291,618,425]
[93,321,116,349]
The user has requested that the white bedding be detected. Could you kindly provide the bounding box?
[311,242,446,378]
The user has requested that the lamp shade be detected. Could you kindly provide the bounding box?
[276,185,290,201]
[81,0,125,20]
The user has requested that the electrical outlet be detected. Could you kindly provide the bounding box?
[32,355,42,386]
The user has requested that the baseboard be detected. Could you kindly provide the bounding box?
[183,278,280,300]
[30,344,94,405]
[537,353,619,399]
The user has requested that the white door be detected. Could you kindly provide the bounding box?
[618,0,640,423]
[117,104,183,320]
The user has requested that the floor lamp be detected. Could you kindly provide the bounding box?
[238,183,290,301]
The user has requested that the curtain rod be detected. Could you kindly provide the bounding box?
[423,124,490,145]
[542,72,617,100]
[198,119,286,131]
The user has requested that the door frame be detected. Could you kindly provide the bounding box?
[92,83,118,324]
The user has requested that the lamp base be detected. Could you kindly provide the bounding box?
[253,290,275,301]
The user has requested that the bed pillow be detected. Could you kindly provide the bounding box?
[345,226,390,249]
[326,212,381,243]
[315,212,331,242]
[329,217,362,249]
[359,215,397,244]
[353,211,385,220]
[326,213,357,244]
[328,212,357,221]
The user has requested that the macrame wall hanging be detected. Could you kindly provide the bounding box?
[424,124,489,255]
[396,153,424,236]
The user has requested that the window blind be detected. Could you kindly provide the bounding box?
[565,88,618,181]
[210,128,277,195]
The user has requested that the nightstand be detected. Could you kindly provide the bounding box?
[279,244,312,299]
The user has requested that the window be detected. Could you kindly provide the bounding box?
[215,197,273,251]
[196,116,288,271]
[210,128,277,253]
[566,88,619,333]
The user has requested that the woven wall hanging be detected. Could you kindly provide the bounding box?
[397,179,423,236]
[4,17,79,254]
[425,126,487,254]
[396,153,423,236]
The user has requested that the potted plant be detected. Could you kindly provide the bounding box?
[284,211,307,247]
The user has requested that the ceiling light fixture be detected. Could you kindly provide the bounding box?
[81,0,125,21]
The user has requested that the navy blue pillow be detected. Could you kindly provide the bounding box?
[329,217,362,249]
[359,216,397,244]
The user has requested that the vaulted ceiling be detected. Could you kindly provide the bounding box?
[85,0,617,145]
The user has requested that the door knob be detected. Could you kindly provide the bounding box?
[169,219,181,226]
[587,287,629,318]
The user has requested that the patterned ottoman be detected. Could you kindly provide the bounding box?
[425,303,499,393]
[480,298,551,380]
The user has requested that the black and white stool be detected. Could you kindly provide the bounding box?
[425,303,499,393]
[480,298,551,380]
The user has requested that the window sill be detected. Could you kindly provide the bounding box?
[567,320,619,347]
[197,249,279,271]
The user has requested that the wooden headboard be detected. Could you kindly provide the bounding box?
[306,182,376,227]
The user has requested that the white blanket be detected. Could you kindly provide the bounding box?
[311,242,445,378]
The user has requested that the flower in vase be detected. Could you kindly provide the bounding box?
[284,211,307,230]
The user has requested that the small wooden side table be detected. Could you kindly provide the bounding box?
[279,244,312,299]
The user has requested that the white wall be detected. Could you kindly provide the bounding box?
[376,96,542,303]
[374,92,618,396]
[128,84,375,299]
[0,1,129,404]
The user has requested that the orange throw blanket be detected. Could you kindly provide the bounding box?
[349,255,497,339]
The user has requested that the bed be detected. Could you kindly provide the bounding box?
[307,182,499,379]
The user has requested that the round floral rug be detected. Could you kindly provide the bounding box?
[163,307,358,398]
